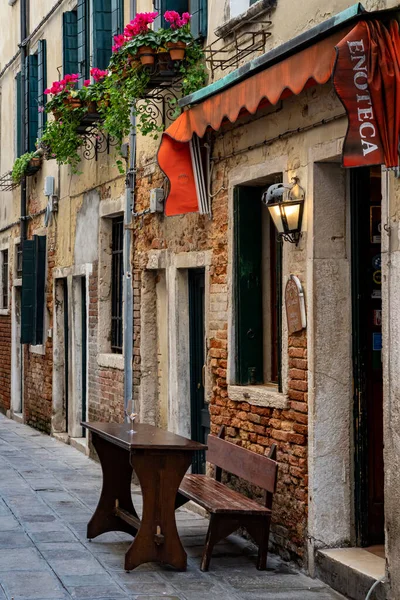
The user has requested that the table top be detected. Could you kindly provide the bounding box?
[81,421,207,452]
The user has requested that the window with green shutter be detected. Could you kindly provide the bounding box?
[234,185,282,388]
[37,40,47,138]
[25,54,39,153]
[111,0,124,38]
[77,0,90,80]
[63,11,78,75]
[21,236,47,346]
[15,72,23,158]
[93,0,112,70]
[190,0,207,39]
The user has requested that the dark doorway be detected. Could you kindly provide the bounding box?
[351,167,384,546]
[63,279,69,433]
[81,277,87,437]
[188,268,209,473]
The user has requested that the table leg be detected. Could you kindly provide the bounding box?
[87,432,139,540]
[125,450,192,571]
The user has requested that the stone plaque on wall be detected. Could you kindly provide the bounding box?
[285,275,306,335]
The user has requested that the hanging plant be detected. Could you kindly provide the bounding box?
[161,11,193,60]
[11,151,42,183]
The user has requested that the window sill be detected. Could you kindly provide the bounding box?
[215,0,276,39]
[30,344,46,356]
[228,384,288,409]
[0,308,9,316]
[97,353,124,370]
[13,278,22,287]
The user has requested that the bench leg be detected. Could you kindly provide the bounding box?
[200,515,239,572]
[245,516,271,571]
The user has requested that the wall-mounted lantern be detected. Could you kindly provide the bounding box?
[262,177,305,245]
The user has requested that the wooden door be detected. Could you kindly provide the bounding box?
[188,268,209,474]
[351,167,384,546]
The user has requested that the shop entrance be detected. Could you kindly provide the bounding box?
[351,167,384,546]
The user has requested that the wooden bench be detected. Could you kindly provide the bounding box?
[176,426,278,572]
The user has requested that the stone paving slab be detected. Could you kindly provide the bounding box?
[0,414,347,600]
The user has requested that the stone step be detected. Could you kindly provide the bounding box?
[316,548,387,600]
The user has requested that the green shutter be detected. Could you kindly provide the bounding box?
[111,0,124,37]
[21,240,35,344]
[16,72,22,157]
[153,0,189,31]
[37,40,47,138]
[93,0,112,70]
[35,235,46,345]
[21,236,46,345]
[190,0,207,39]
[25,54,39,153]
[63,11,78,75]
[234,187,263,385]
[77,0,90,80]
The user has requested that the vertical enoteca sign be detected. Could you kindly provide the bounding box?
[285,275,306,335]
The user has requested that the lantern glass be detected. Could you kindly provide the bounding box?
[282,202,301,231]
[268,205,285,233]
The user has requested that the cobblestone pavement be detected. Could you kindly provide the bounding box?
[0,414,346,600]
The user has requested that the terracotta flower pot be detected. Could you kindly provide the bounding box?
[138,46,156,66]
[128,53,140,69]
[63,97,82,110]
[86,101,98,114]
[166,41,186,61]
[29,157,41,168]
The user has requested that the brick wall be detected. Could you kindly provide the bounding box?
[87,260,125,424]
[0,314,11,413]
[132,160,309,564]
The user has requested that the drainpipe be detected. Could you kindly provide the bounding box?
[123,0,137,411]
[20,0,28,243]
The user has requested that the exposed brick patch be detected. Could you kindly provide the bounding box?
[0,314,11,413]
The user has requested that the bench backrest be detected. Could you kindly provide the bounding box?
[206,431,278,495]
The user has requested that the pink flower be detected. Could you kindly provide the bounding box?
[112,34,126,52]
[44,88,51,95]
[38,106,45,113]
[90,68,108,82]
[83,79,91,87]
[123,11,157,37]
[164,10,191,28]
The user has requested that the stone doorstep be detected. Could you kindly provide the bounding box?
[10,411,24,424]
[51,432,89,456]
[316,548,387,600]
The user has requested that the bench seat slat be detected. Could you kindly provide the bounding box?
[179,474,272,515]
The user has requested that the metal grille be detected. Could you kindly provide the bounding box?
[111,217,123,353]
[1,250,8,309]
[16,243,22,278]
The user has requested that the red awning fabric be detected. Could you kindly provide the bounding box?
[334,19,400,168]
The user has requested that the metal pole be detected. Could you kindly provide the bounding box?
[20,0,28,243]
[123,0,137,411]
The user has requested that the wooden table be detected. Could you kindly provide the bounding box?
[81,421,206,571]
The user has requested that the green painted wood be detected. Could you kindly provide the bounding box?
[63,11,78,76]
[37,40,47,138]
[93,0,112,70]
[77,0,90,80]
[25,54,38,153]
[234,186,263,385]
[189,268,209,474]
[21,240,35,344]
[111,0,124,37]
[16,72,22,157]
[35,235,46,345]
[190,0,207,39]
[21,236,47,345]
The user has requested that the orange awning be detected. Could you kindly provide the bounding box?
[159,31,348,216]
[163,30,348,144]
